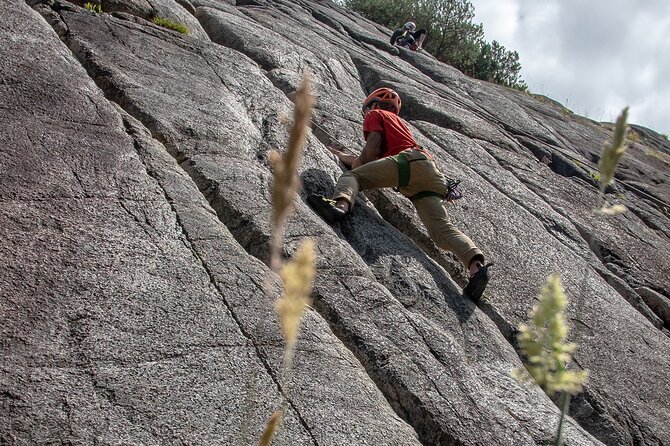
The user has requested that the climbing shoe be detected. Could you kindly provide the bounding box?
[463,262,494,303]
[307,194,347,224]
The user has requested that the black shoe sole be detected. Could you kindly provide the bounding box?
[463,263,493,302]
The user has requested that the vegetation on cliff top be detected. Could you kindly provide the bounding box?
[339,0,527,90]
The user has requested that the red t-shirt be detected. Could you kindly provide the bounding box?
[363,109,419,158]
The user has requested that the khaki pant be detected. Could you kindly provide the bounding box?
[333,148,483,267]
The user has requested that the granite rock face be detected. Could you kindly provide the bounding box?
[2,0,669,445]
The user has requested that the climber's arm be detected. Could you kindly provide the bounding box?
[328,131,383,169]
[351,131,383,169]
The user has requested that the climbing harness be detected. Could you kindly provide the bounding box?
[311,119,464,203]
[391,152,464,202]
[391,152,411,187]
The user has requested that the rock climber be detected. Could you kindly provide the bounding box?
[390,21,427,51]
[307,87,492,302]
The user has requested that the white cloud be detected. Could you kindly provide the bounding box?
[472,0,670,135]
[472,0,519,43]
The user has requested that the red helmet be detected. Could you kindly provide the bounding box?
[362,87,401,115]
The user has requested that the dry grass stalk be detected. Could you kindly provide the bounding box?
[276,239,315,415]
[268,75,315,272]
[514,274,588,396]
[513,274,588,446]
[259,75,316,446]
[276,239,315,348]
[597,107,629,213]
[258,411,283,446]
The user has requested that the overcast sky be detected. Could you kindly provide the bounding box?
[471,0,670,136]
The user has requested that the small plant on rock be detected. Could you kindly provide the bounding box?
[626,128,640,143]
[152,17,189,35]
[645,148,670,165]
[84,2,102,13]
[513,274,589,446]
[570,158,585,169]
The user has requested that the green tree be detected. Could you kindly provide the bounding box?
[416,0,485,73]
[341,0,527,90]
[474,40,527,90]
[343,0,412,28]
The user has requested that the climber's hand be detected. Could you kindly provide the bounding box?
[327,146,357,168]
[326,146,346,158]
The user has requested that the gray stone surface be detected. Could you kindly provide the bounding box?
[66,0,210,40]
[2,0,669,445]
[1,2,419,444]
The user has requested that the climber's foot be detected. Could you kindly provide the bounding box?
[463,262,494,303]
[307,194,347,224]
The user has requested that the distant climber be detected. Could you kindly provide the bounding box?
[307,88,492,302]
[390,21,426,51]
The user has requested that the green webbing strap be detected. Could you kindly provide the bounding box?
[410,191,445,201]
[392,152,445,200]
[392,153,410,188]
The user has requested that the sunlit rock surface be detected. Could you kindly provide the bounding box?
[2,0,669,444]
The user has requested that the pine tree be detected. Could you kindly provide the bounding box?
[341,0,527,90]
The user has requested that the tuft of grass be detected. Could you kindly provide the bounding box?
[570,158,604,185]
[596,107,629,214]
[561,107,574,117]
[84,2,102,13]
[259,75,315,446]
[152,16,189,35]
[626,129,640,143]
[570,158,585,169]
[645,148,670,165]
[513,274,588,446]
